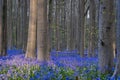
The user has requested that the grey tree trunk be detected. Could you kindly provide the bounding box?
[66,0,71,50]
[88,0,96,57]
[77,0,85,57]
[98,0,115,73]
[7,0,12,50]
[37,0,49,61]
[48,0,52,52]
[23,0,29,52]
[55,0,60,51]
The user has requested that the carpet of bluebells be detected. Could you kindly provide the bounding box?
[0,49,119,80]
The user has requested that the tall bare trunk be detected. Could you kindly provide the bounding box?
[88,0,96,57]
[2,0,7,56]
[25,0,37,59]
[98,0,115,73]
[0,0,2,54]
[37,0,49,61]
[77,0,85,57]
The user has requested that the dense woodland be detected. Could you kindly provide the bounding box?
[0,0,120,80]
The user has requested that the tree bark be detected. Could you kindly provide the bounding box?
[77,0,85,57]
[98,0,115,73]
[2,0,7,56]
[25,0,37,59]
[37,0,49,61]
[88,0,96,57]
[0,0,2,54]
[112,0,120,78]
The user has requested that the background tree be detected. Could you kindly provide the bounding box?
[77,0,85,57]
[0,0,2,55]
[2,0,7,56]
[66,0,72,50]
[88,0,96,57]
[55,0,60,51]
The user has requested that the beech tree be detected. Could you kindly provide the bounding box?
[98,0,115,73]
[25,0,37,59]
[37,0,49,61]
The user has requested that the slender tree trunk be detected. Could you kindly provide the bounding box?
[70,0,75,50]
[77,0,85,57]
[25,0,37,59]
[66,0,71,50]
[55,0,60,51]
[11,0,14,49]
[2,0,7,56]
[48,0,51,52]
[52,0,56,50]
[23,0,29,52]
[7,0,11,49]
[0,0,2,54]
[88,0,96,57]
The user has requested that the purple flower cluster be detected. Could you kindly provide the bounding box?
[51,49,98,70]
[0,49,99,80]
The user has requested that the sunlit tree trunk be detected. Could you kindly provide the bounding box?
[25,0,37,59]
[98,0,115,73]
[37,0,49,61]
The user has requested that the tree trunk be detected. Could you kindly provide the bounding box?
[25,0,37,59]
[98,0,115,73]
[88,0,96,57]
[0,0,2,54]
[66,0,71,50]
[2,0,7,56]
[37,0,49,61]
[112,0,120,78]
[77,0,85,57]
[55,0,60,51]
[23,0,29,52]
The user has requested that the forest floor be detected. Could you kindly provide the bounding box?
[0,49,98,68]
[0,50,118,80]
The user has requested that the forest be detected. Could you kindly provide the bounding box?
[0,0,120,80]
